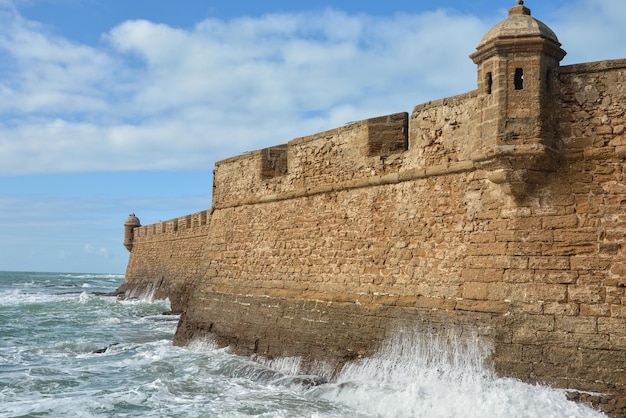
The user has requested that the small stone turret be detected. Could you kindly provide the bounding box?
[469,0,567,197]
[123,213,141,252]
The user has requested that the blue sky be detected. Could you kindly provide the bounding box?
[1,0,625,274]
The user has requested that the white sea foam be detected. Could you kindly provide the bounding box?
[256,356,304,376]
[0,288,66,306]
[60,273,124,280]
[179,327,606,417]
[100,316,122,325]
[124,279,161,302]
[310,327,606,418]
[78,291,92,303]
[187,335,219,353]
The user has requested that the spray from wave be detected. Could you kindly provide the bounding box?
[305,327,604,418]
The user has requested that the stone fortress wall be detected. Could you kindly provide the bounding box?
[120,2,626,415]
[120,210,212,310]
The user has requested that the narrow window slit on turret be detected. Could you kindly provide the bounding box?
[514,68,524,90]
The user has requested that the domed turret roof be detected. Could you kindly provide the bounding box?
[471,1,565,63]
[124,213,141,227]
[478,1,560,48]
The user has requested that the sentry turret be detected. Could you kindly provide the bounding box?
[123,213,141,252]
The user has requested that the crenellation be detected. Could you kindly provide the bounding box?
[212,112,409,208]
[261,145,288,179]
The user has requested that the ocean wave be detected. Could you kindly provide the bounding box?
[0,289,69,306]
[58,273,124,279]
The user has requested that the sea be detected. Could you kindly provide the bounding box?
[0,271,608,418]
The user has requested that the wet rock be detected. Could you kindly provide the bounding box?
[93,343,119,354]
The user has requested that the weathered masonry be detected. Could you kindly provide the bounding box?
[118,2,626,415]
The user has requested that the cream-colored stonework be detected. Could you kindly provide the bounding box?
[120,3,626,415]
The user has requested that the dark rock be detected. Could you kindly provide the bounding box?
[93,343,119,354]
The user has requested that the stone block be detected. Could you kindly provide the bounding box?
[502,313,556,333]
[465,255,512,269]
[542,214,579,229]
[469,231,496,243]
[465,242,508,256]
[522,344,543,363]
[508,301,543,314]
[508,242,542,256]
[555,316,598,334]
[568,286,606,304]
[543,302,580,316]
[598,317,626,334]
[461,268,505,282]
[510,328,539,345]
[560,331,612,350]
[503,269,534,283]
[462,282,512,300]
[511,256,530,269]
[543,345,580,365]
[571,256,612,271]
[581,348,626,369]
[455,299,509,313]
[541,243,596,256]
[413,296,457,310]
[495,358,533,381]
[610,304,626,318]
[507,217,543,231]
[580,303,611,317]
[553,230,599,244]
[528,256,570,270]
[495,342,523,360]
[533,270,578,284]
[518,284,567,303]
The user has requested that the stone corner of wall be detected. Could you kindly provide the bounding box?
[411,90,479,115]
[560,57,626,75]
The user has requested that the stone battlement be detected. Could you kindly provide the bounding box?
[119,3,626,415]
[212,112,409,208]
[132,210,211,242]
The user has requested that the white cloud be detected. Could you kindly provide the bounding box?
[0,7,117,115]
[0,1,625,176]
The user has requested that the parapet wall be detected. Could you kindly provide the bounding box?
[407,91,481,167]
[559,59,626,157]
[121,58,626,415]
[212,95,492,210]
[212,113,409,208]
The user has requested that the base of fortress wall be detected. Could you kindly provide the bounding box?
[172,290,626,414]
[495,314,626,415]
[173,291,497,376]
